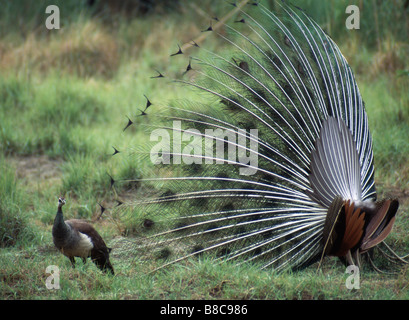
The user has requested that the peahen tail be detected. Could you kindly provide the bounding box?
[113,1,401,272]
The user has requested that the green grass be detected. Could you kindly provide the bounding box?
[2,248,409,299]
[0,157,38,248]
[357,75,409,190]
[1,0,408,300]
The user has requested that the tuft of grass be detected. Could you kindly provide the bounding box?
[0,157,36,248]
[0,75,112,157]
[61,154,111,200]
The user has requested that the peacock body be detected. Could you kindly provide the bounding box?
[115,1,400,272]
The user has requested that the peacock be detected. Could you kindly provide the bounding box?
[111,1,404,272]
[53,197,114,274]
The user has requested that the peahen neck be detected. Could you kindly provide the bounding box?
[53,205,71,239]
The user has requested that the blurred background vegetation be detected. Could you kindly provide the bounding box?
[0,0,408,299]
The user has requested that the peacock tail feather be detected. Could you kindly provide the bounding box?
[111,1,401,272]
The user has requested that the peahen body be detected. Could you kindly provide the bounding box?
[52,197,114,274]
[115,1,402,272]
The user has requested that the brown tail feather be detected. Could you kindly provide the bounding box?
[334,201,365,257]
[360,199,399,252]
[91,248,115,275]
[323,198,398,262]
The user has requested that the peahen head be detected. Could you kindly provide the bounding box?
[58,197,66,208]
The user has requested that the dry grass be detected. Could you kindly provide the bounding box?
[370,39,407,77]
[1,20,120,78]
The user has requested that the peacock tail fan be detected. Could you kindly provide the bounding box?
[111,1,402,272]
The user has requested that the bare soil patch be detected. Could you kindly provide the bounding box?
[8,155,64,190]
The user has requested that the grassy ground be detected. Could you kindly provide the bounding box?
[1,0,409,300]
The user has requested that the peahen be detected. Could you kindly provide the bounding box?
[113,1,403,272]
[52,197,114,274]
